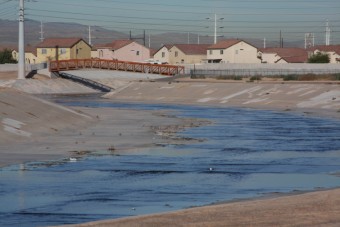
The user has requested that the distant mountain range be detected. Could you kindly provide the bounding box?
[0,19,305,50]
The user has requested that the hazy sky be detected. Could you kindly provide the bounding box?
[1,0,339,44]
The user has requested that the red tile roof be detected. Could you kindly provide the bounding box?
[98,40,134,50]
[153,44,174,57]
[208,39,242,49]
[36,38,88,48]
[173,44,210,55]
[0,45,16,52]
[309,45,340,55]
[259,48,308,63]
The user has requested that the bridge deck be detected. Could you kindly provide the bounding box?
[49,59,185,76]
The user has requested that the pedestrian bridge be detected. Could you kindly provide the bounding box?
[49,59,185,76]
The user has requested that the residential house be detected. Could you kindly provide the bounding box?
[168,44,210,64]
[153,45,173,63]
[258,48,308,64]
[36,38,91,63]
[12,45,39,64]
[95,40,150,62]
[308,45,340,63]
[207,39,261,63]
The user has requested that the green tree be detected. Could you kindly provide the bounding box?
[0,49,17,64]
[308,52,330,63]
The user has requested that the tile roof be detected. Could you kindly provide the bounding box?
[98,40,134,50]
[259,47,308,63]
[0,45,16,52]
[172,44,210,55]
[153,44,174,56]
[309,45,340,55]
[208,39,242,49]
[36,38,87,48]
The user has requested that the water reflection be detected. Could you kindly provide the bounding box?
[0,98,340,227]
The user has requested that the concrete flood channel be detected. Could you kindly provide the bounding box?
[1,96,340,226]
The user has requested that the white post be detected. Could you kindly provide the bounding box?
[214,13,217,44]
[39,21,44,42]
[325,20,331,46]
[88,25,92,46]
[18,0,25,79]
[264,38,266,49]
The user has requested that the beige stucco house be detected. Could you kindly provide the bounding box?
[36,38,91,63]
[12,45,39,65]
[153,45,173,64]
[95,40,150,62]
[207,39,261,63]
[167,44,210,64]
[258,48,308,64]
[309,45,340,64]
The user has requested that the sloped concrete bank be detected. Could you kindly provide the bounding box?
[105,81,340,119]
[0,87,203,168]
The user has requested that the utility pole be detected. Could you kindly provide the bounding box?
[88,25,92,46]
[279,30,282,48]
[39,21,44,42]
[325,20,331,46]
[198,34,200,44]
[148,34,151,48]
[187,32,190,44]
[214,13,217,44]
[18,0,25,79]
[263,38,266,49]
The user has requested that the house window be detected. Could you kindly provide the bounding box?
[175,51,178,57]
[41,48,47,54]
[76,49,79,55]
[181,59,184,63]
[235,50,239,54]
[220,50,224,55]
[99,50,103,58]
[60,48,66,54]
[162,52,165,58]
[136,51,140,56]
[209,50,212,55]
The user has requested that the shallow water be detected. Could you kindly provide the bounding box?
[1,97,340,227]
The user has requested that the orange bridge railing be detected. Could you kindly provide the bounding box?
[49,59,185,76]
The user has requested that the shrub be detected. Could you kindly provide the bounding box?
[0,49,17,64]
[249,76,262,81]
[216,75,242,80]
[308,52,330,63]
[283,74,298,81]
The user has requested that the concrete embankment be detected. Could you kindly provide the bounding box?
[0,87,93,142]
[105,80,340,119]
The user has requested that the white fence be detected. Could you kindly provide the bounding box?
[0,64,17,72]
[186,63,340,76]
[0,63,47,72]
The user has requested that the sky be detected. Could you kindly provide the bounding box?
[0,0,339,44]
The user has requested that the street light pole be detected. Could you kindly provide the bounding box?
[18,0,25,79]
[214,13,217,44]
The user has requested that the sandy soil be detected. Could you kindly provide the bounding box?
[62,188,340,227]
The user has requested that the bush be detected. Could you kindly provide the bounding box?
[216,75,242,80]
[308,52,330,63]
[191,74,206,79]
[249,76,262,81]
[0,49,17,64]
[283,74,298,81]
